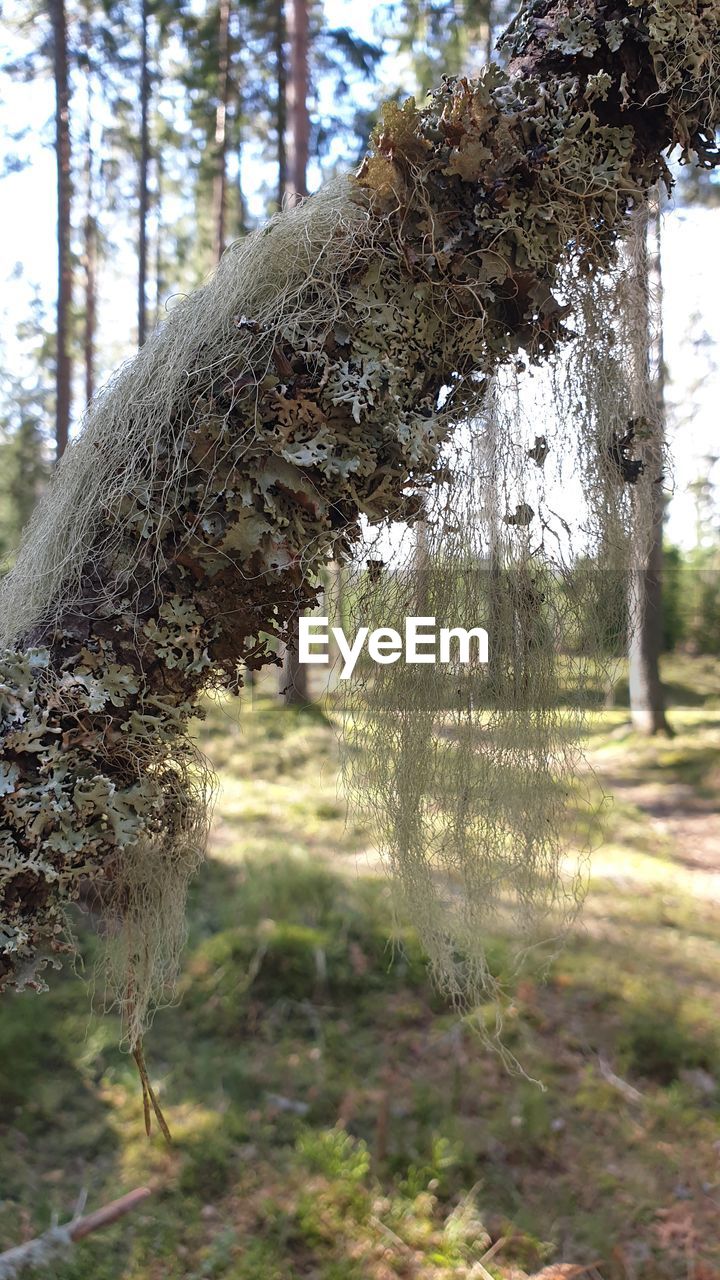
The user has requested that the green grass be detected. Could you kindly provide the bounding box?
[2,658,720,1279]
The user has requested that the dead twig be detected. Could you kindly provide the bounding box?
[132,1040,173,1144]
[598,1055,644,1104]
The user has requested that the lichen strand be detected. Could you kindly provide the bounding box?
[1,0,718,1038]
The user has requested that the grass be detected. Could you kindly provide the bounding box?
[1,656,720,1278]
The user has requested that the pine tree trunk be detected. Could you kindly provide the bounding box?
[236,81,247,236]
[50,0,72,461]
[274,0,287,208]
[281,642,309,705]
[628,198,672,736]
[326,561,343,678]
[212,0,231,264]
[280,0,311,702]
[83,117,96,406]
[155,150,163,326]
[628,536,670,734]
[138,0,150,347]
[285,0,309,202]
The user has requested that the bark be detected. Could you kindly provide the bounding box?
[83,117,97,405]
[484,1,494,66]
[274,0,287,207]
[236,137,247,236]
[280,0,312,700]
[155,150,163,325]
[50,0,72,461]
[138,0,150,347]
[1,0,717,999]
[235,71,247,236]
[0,1188,151,1279]
[414,517,430,613]
[281,638,309,705]
[212,0,231,264]
[628,199,673,736]
[285,0,310,202]
[326,561,343,676]
[628,548,670,734]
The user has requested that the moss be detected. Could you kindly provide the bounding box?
[618,999,719,1084]
[185,911,429,1032]
[223,1240,291,1280]
[177,1133,237,1197]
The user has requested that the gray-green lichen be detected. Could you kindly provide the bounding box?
[1,0,718,1039]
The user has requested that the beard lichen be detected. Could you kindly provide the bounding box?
[340,227,660,1039]
[0,0,718,1049]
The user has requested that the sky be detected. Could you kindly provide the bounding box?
[0,0,718,549]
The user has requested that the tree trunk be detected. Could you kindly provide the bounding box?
[326,561,343,679]
[83,114,96,406]
[485,2,494,66]
[280,0,312,702]
[414,516,430,613]
[274,0,287,208]
[281,638,309,705]
[155,149,163,326]
[138,0,150,347]
[236,79,247,237]
[285,0,309,202]
[628,537,670,734]
[628,198,672,736]
[212,0,231,264]
[50,0,72,461]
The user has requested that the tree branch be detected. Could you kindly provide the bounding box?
[0,0,718,1036]
[0,1188,152,1280]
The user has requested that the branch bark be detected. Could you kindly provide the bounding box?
[1,0,718,1022]
[0,1188,152,1280]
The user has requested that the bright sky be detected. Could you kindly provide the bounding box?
[0,0,718,549]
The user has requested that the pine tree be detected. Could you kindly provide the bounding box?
[79,2,98,403]
[212,0,231,261]
[285,0,309,202]
[138,0,151,345]
[273,0,287,206]
[389,0,511,97]
[49,0,73,458]
[628,196,673,736]
[0,300,53,565]
[280,0,311,704]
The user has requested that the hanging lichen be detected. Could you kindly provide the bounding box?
[340,228,659,1028]
[0,0,718,1048]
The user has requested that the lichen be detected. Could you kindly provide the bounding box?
[0,0,718,1043]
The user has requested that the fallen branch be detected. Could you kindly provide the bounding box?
[0,1187,152,1279]
[598,1054,644,1104]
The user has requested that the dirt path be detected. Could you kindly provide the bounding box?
[592,766,720,898]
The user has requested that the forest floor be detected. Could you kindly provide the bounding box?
[1,656,720,1280]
